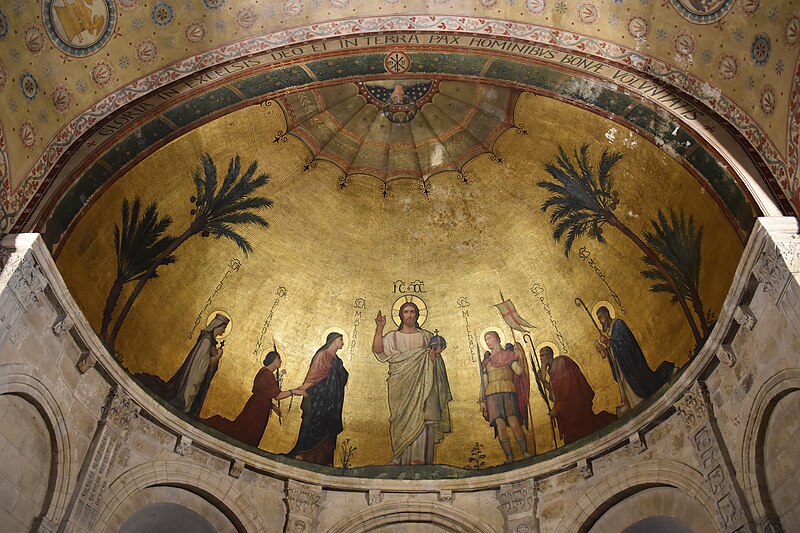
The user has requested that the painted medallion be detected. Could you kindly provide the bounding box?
[43,0,116,57]
[669,0,734,24]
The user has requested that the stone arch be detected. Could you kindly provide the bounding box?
[95,460,265,533]
[327,501,496,533]
[556,460,719,533]
[113,486,237,533]
[740,368,800,528]
[0,365,74,527]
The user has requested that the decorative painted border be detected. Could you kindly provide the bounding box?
[2,15,798,232]
[42,0,117,57]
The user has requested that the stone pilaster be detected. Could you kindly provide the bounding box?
[675,381,755,532]
[284,480,322,532]
[64,387,140,533]
[497,478,538,533]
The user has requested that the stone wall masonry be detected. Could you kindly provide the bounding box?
[0,219,797,532]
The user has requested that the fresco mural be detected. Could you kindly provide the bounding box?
[54,81,745,473]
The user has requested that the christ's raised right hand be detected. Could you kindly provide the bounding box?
[375,310,387,329]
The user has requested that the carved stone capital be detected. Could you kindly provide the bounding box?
[734,305,757,330]
[367,489,383,506]
[229,459,244,478]
[102,388,140,436]
[675,381,710,431]
[51,314,74,336]
[0,252,48,309]
[755,237,799,299]
[286,480,322,518]
[716,345,737,368]
[174,435,192,456]
[498,479,536,517]
[498,479,538,532]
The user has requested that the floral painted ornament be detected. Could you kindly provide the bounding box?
[751,33,770,66]
[23,24,46,55]
[20,72,38,102]
[91,60,114,87]
[52,84,72,113]
[20,120,36,149]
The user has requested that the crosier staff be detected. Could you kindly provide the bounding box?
[523,334,558,449]
[574,297,630,414]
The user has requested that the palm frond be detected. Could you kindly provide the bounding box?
[209,223,254,255]
[538,143,623,256]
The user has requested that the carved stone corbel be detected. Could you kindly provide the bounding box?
[716,345,737,368]
[76,350,97,374]
[498,478,538,533]
[285,480,322,532]
[629,431,647,453]
[229,459,244,479]
[437,490,454,504]
[367,489,382,506]
[174,435,192,456]
[734,305,757,331]
[578,458,593,479]
[51,314,74,336]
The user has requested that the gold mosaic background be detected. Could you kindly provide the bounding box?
[56,92,743,468]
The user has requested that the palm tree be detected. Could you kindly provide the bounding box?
[641,209,709,335]
[537,143,702,345]
[107,154,274,350]
[100,197,177,340]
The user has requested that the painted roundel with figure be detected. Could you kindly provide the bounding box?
[48,43,755,476]
[670,0,734,24]
[42,0,116,56]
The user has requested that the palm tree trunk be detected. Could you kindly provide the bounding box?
[107,226,197,351]
[607,216,703,345]
[689,290,709,335]
[100,278,124,341]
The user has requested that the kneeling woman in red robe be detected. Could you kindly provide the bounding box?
[202,351,305,447]
[287,332,349,466]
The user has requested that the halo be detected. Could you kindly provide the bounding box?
[206,310,232,340]
[321,326,348,352]
[591,300,616,330]
[391,295,428,328]
[478,326,506,353]
[536,341,561,359]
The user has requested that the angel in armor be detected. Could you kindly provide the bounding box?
[480,330,533,463]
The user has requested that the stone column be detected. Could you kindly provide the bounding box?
[63,387,140,533]
[675,381,755,532]
[497,478,538,533]
[284,480,323,532]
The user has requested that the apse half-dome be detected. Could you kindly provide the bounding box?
[47,45,757,477]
